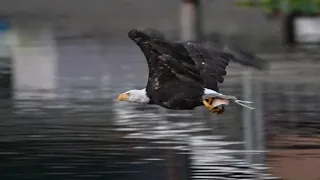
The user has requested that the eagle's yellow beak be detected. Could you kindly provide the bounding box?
[118,93,129,101]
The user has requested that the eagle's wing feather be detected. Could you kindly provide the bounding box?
[158,54,204,87]
[128,29,203,93]
[149,39,231,91]
[128,28,268,92]
[181,42,232,90]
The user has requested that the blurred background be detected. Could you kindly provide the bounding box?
[0,0,320,180]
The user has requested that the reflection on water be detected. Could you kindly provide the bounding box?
[0,90,279,180]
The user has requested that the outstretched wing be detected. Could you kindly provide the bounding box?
[128,29,204,91]
[128,28,268,92]
[147,38,268,91]
[148,39,231,91]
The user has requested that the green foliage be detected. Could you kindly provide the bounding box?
[236,0,320,15]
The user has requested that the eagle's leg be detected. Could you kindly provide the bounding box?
[202,99,213,110]
[202,98,224,114]
[207,97,214,105]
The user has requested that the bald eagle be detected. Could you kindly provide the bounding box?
[118,28,267,114]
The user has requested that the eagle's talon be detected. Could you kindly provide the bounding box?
[216,106,225,115]
[202,99,225,115]
[207,97,214,105]
[210,106,223,115]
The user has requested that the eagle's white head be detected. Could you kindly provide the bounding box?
[118,88,150,103]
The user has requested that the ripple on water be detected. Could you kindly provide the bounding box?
[0,98,279,180]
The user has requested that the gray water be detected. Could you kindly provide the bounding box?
[0,89,279,180]
[3,42,320,180]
